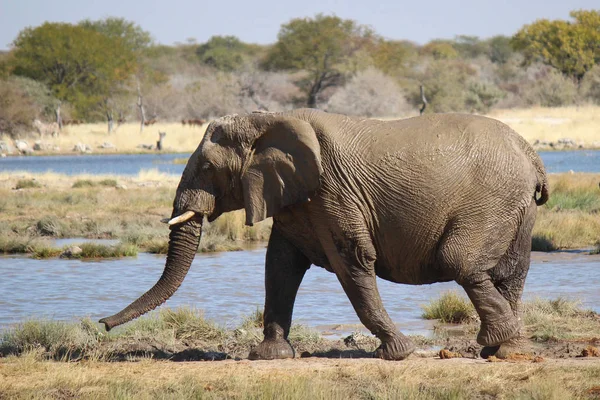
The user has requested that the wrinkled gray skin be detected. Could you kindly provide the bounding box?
[100,109,549,361]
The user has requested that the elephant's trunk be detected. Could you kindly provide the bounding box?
[99,225,201,331]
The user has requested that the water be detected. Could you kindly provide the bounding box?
[1,249,598,336]
[0,153,188,176]
[1,150,599,176]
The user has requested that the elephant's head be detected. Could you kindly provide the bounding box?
[99,112,323,330]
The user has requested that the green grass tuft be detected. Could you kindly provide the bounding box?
[71,179,96,188]
[421,291,476,323]
[0,319,99,358]
[15,179,42,189]
[531,233,558,251]
[69,243,139,258]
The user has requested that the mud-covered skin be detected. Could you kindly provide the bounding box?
[99,109,548,361]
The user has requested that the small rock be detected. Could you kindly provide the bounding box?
[72,143,92,153]
[99,142,116,149]
[0,141,13,153]
[15,140,32,154]
[116,184,128,190]
[61,246,82,258]
[33,141,50,151]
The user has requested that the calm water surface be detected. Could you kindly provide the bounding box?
[0,150,599,175]
[1,249,598,336]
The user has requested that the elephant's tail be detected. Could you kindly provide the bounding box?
[535,181,549,206]
[530,151,549,206]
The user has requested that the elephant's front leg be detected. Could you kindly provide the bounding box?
[327,234,415,360]
[248,227,310,360]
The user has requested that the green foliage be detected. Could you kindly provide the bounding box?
[421,40,458,60]
[72,179,118,188]
[72,243,138,258]
[486,35,514,64]
[79,17,152,54]
[265,14,374,107]
[369,39,418,75]
[512,10,600,82]
[453,35,489,59]
[196,35,258,71]
[10,21,141,120]
[465,81,505,113]
[421,291,476,323]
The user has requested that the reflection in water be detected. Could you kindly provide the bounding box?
[1,250,599,337]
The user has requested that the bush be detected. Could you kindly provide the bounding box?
[421,291,476,323]
[0,319,98,358]
[36,216,65,236]
[326,68,411,117]
[581,64,600,104]
[0,79,36,136]
[524,69,578,107]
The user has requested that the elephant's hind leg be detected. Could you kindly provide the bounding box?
[438,217,522,351]
[322,228,415,360]
[481,202,537,359]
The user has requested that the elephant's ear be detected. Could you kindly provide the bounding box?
[242,116,322,225]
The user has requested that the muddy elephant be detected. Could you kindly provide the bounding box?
[100,109,548,360]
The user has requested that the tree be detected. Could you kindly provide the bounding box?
[421,40,458,60]
[486,36,514,64]
[79,18,153,132]
[512,10,600,83]
[264,14,374,108]
[196,36,261,71]
[369,39,418,75]
[11,22,138,124]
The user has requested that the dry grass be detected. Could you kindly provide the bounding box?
[3,106,600,157]
[1,355,598,399]
[1,299,598,398]
[1,121,208,154]
[488,105,600,146]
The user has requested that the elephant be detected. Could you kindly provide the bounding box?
[99,108,549,361]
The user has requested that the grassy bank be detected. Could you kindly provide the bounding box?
[0,171,598,255]
[1,297,599,399]
[0,170,271,256]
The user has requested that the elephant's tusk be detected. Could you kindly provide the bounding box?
[167,211,196,226]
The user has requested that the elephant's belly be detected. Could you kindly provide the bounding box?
[374,253,454,285]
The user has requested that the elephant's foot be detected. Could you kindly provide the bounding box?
[480,336,529,359]
[248,339,295,360]
[477,316,520,347]
[375,336,415,360]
